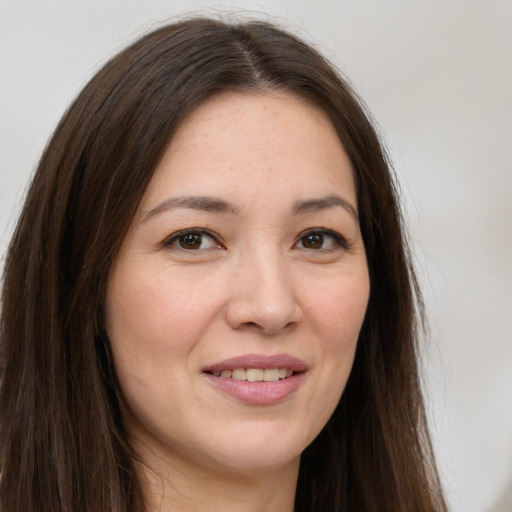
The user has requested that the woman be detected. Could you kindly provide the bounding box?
[0,17,448,512]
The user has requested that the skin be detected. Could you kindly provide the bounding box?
[105,91,370,512]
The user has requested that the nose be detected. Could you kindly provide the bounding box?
[224,250,303,335]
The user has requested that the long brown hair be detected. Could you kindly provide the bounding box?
[0,17,448,512]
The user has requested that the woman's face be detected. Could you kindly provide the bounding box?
[105,91,370,475]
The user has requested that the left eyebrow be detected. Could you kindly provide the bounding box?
[291,195,358,221]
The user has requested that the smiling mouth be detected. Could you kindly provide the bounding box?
[205,367,297,382]
[202,355,307,404]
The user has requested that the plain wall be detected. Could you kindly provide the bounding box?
[1,1,511,511]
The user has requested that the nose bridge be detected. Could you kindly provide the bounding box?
[225,243,301,334]
[250,245,292,304]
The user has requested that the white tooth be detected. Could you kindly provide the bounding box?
[278,368,287,379]
[286,369,293,378]
[212,370,221,377]
[246,368,264,382]
[220,370,232,378]
[263,368,279,382]
[232,368,246,380]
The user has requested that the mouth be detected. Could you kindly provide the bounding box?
[205,367,296,382]
[202,354,308,404]
[202,353,307,379]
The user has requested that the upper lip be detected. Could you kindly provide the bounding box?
[202,354,308,374]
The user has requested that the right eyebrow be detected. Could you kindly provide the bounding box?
[142,195,240,222]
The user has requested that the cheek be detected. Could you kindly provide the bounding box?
[305,270,369,418]
[104,263,225,428]
[105,268,219,403]
[308,270,370,348]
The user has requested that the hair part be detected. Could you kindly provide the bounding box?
[1,17,447,512]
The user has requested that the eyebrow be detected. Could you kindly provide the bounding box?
[291,195,358,221]
[142,193,358,222]
[143,195,240,222]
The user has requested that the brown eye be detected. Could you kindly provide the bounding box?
[179,233,203,249]
[301,233,324,249]
[295,229,348,251]
[164,230,221,251]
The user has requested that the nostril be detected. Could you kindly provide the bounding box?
[238,320,298,334]
[232,321,263,332]
[242,322,260,329]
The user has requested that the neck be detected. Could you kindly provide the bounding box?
[135,444,300,512]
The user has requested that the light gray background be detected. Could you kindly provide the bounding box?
[1,2,510,511]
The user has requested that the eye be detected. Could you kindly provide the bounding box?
[163,229,222,251]
[295,229,348,251]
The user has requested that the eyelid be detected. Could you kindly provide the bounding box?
[162,228,224,250]
[161,227,348,252]
[294,228,349,250]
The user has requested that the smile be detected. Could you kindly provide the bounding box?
[202,354,308,405]
[208,368,294,381]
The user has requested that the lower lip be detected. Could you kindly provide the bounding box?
[203,372,306,405]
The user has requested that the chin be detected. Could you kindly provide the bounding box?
[207,447,301,475]
[192,425,310,475]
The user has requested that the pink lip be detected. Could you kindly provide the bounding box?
[202,353,308,405]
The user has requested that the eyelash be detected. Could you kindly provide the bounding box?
[162,228,223,251]
[162,228,349,252]
[294,229,349,251]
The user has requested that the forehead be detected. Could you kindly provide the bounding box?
[139,91,356,212]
